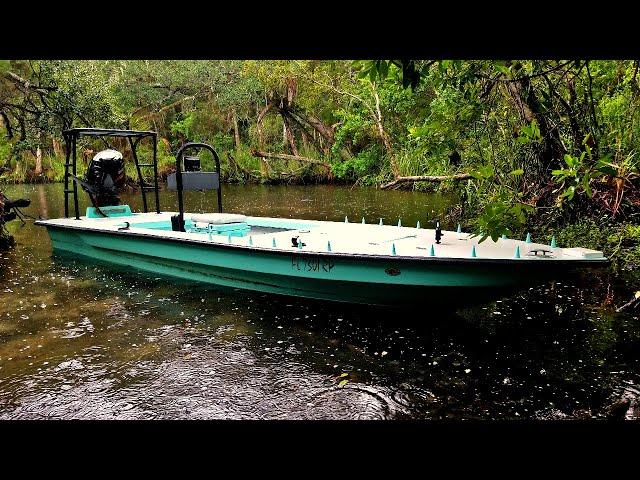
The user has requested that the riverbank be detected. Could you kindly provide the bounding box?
[0,151,350,186]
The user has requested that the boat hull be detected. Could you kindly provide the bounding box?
[44,225,596,306]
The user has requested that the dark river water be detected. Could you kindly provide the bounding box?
[0,183,638,419]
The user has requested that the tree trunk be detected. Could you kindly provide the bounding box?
[258,86,338,156]
[35,144,42,176]
[0,110,13,139]
[52,137,64,158]
[300,129,309,152]
[283,110,326,155]
[256,100,273,174]
[256,101,273,150]
[256,102,263,149]
[281,114,299,156]
[585,61,600,154]
[504,75,565,173]
[373,90,393,155]
[231,108,241,150]
[546,75,582,153]
[372,87,398,177]
[288,110,335,146]
[285,77,297,104]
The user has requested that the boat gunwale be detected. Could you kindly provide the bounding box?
[35,220,610,267]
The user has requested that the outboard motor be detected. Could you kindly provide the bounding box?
[84,149,126,206]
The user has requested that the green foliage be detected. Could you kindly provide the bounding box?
[47,156,66,182]
[331,146,382,183]
[552,151,596,201]
[552,133,639,207]
[473,191,535,242]
[465,163,532,241]
[516,120,542,145]
[331,108,375,155]
[169,113,195,138]
[0,138,11,164]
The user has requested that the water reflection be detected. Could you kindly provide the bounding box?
[0,183,638,419]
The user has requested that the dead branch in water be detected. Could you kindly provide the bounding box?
[616,292,640,313]
[380,173,474,190]
[250,149,331,169]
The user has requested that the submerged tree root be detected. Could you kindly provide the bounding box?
[0,190,14,250]
[0,233,15,250]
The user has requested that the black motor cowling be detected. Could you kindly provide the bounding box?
[85,149,126,206]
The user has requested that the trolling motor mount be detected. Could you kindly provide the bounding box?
[168,142,222,232]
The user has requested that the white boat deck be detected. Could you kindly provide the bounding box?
[37,211,606,262]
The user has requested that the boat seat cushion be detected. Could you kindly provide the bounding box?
[191,213,247,225]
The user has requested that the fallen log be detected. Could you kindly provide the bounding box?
[250,149,331,169]
[380,173,474,190]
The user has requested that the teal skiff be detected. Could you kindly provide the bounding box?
[36,209,608,306]
[36,129,608,306]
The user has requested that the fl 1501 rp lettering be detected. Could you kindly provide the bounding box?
[291,255,335,273]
